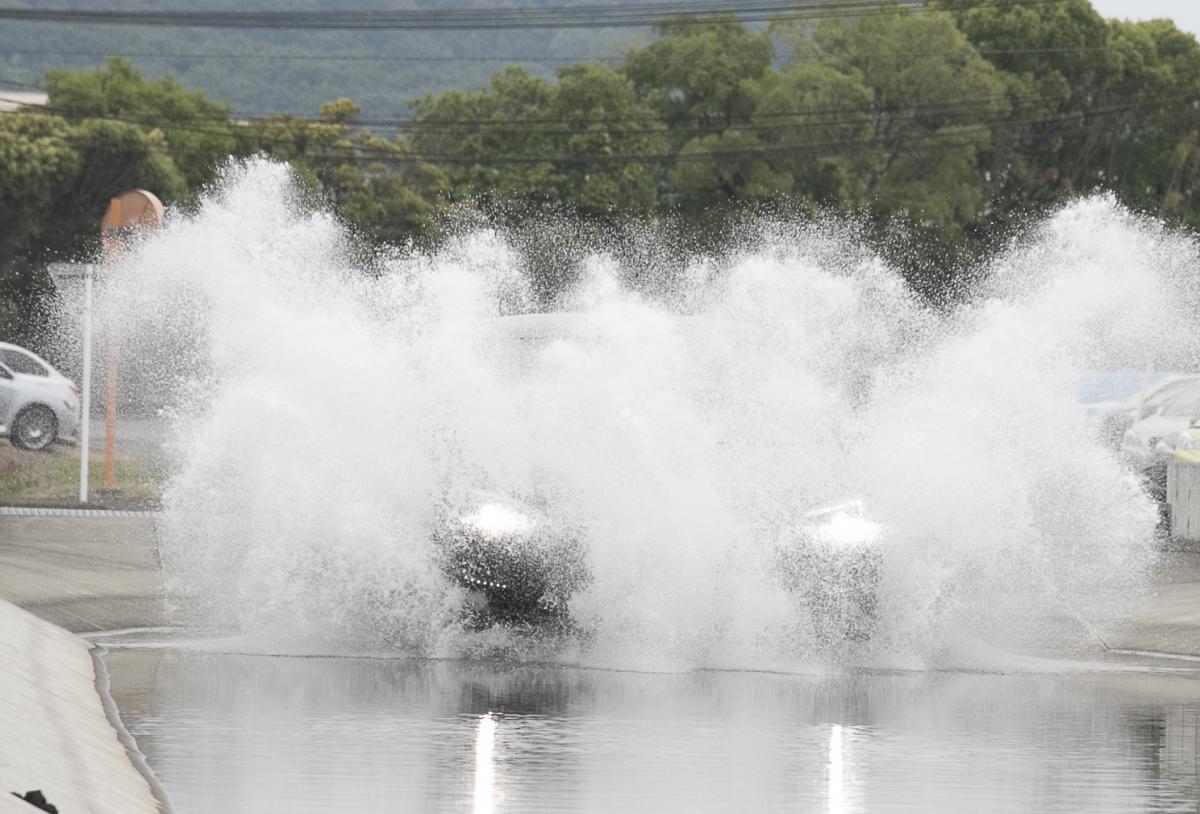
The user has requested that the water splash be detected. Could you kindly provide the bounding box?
[89,160,1200,667]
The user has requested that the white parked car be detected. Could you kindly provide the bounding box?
[1120,380,1200,472]
[0,342,81,451]
[1080,371,1198,449]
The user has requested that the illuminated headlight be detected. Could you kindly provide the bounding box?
[807,512,882,549]
[461,503,533,538]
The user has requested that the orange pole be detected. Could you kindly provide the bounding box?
[99,190,164,491]
[103,347,118,488]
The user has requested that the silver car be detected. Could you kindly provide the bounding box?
[0,342,81,450]
[1081,371,1198,449]
[1120,380,1200,472]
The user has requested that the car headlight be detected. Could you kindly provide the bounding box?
[809,513,883,548]
[1179,431,1198,451]
[801,501,883,548]
[461,503,533,539]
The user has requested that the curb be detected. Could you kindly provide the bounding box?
[0,507,160,518]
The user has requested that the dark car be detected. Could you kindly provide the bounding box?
[432,492,590,634]
[775,500,883,643]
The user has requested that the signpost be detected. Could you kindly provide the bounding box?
[79,264,93,503]
[46,262,95,503]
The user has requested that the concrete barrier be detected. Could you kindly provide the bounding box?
[0,512,167,813]
[1166,461,1200,551]
[1167,460,1200,544]
[0,598,161,813]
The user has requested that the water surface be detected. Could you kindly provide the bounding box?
[105,648,1200,813]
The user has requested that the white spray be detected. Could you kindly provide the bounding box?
[91,160,1199,668]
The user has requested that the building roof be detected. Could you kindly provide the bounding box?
[0,91,49,113]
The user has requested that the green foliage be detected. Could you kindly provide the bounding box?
[46,57,236,189]
[750,62,874,210]
[624,14,773,134]
[412,64,664,217]
[939,0,1200,229]
[412,67,558,206]
[6,2,1200,323]
[0,107,185,342]
[668,129,789,212]
[550,64,666,216]
[778,2,1008,242]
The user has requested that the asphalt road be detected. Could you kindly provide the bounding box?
[1,511,1199,663]
[86,415,169,468]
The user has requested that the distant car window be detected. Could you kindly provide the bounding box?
[1077,372,1155,404]
[1158,386,1200,417]
[1147,379,1195,409]
[0,349,47,376]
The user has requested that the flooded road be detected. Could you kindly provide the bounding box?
[81,164,1200,812]
[104,648,1200,813]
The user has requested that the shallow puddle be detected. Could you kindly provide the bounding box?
[104,648,1200,813]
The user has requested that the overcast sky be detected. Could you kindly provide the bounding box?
[1090,0,1200,36]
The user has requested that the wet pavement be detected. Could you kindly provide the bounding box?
[2,514,1200,812]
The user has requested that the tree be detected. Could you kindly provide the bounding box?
[667,129,790,213]
[411,67,558,207]
[776,2,1008,239]
[412,64,666,218]
[45,57,237,190]
[247,98,449,244]
[746,62,876,211]
[938,0,1200,228]
[1097,19,1200,226]
[547,64,666,216]
[620,16,776,212]
[0,109,184,342]
[623,14,773,136]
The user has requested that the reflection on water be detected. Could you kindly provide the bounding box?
[475,713,496,814]
[829,724,844,814]
[104,648,1200,813]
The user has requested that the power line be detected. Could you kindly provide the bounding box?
[2,90,1187,167]
[0,112,1020,165]
[3,83,1190,147]
[0,77,44,91]
[247,107,1200,166]
[0,48,592,64]
[0,0,1078,31]
[0,65,1146,130]
[4,39,1193,67]
[0,85,1108,138]
[385,92,1158,131]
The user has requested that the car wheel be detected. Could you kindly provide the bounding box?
[11,405,57,451]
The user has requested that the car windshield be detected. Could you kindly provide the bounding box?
[1157,384,1200,417]
[1147,378,1197,409]
[0,348,47,376]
